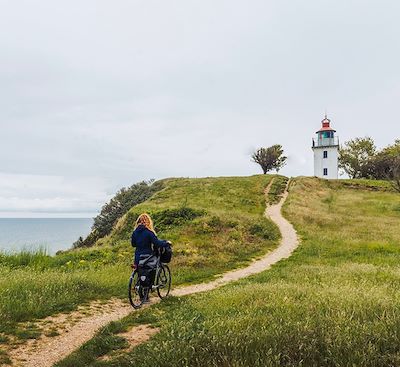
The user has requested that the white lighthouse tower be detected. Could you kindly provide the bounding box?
[312,115,339,179]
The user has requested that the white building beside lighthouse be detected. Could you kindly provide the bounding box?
[312,115,339,179]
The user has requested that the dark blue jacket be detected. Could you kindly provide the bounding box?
[131,225,168,264]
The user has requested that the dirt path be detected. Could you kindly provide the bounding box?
[173,185,298,296]
[8,180,299,367]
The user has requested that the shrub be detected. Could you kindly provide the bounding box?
[152,207,206,231]
[75,180,164,248]
[249,221,280,241]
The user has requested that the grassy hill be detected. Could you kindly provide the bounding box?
[96,175,284,283]
[58,177,400,367]
[0,175,281,352]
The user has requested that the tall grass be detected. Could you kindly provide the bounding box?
[99,175,281,285]
[0,175,279,342]
[0,265,127,329]
[57,177,400,367]
[267,175,288,204]
[0,247,50,268]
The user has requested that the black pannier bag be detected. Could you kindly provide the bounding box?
[160,245,172,263]
[138,255,157,286]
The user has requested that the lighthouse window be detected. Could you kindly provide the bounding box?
[323,151,328,158]
[323,168,328,176]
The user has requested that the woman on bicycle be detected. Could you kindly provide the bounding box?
[131,213,170,266]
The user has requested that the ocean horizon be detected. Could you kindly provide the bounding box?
[0,218,93,255]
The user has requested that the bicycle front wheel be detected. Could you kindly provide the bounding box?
[156,264,171,299]
[128,270,144,309]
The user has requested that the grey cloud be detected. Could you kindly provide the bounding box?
[0,0,399,216]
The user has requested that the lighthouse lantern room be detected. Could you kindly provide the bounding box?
[312,115,339,179]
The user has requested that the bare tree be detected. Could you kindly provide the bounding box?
[252,145,287,174]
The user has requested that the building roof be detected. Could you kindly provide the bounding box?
[316,116,336,133]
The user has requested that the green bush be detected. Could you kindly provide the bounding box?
[152,207,206,231]
[249,221,280,241]
[75,180,164,248]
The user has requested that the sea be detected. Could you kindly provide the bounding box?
[0,218,93,255]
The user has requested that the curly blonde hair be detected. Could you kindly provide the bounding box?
[135,213,156,233]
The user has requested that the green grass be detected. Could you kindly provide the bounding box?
[57,177,400,367]
[99,175,280,284]
[0,175,279,342]
[340,178,394,191]
[0,246,133,337]
[267,175,288,204]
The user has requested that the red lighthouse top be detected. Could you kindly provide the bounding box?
[316,114,336,134]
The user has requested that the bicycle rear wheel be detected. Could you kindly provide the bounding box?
[156,264,171,299]
[128,271,145,309]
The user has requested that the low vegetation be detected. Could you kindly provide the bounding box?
[0,249,128,337]
[267,175,288,204]
[58,177,400,367]
[98,176,280,284]
[0,175,279,346]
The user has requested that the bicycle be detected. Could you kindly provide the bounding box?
[128,253,172,309]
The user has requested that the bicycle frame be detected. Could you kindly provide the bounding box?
[129,254,171,308]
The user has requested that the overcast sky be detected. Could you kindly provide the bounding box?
[1,0,399,217]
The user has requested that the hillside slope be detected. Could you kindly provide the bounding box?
[0,175,282,358]
[60,177,400,367]
[96,175,283,284]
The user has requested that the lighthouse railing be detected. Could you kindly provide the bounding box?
[312,136,339,148]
